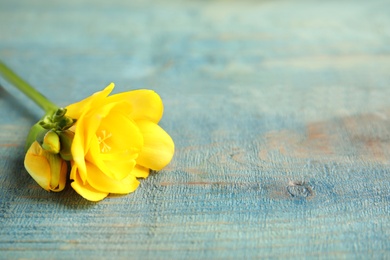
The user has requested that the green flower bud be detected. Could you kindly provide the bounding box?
[39,108,76,131]
[25,122,46,152]
[41,130,60,154]
[59,130,74,161]
[54,107,67,118]
[56,116,76,131]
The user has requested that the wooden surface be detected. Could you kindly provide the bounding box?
[1,0,390,258]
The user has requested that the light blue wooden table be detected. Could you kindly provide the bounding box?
[1,0,390,258]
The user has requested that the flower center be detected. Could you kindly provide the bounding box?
[97,130,112,153]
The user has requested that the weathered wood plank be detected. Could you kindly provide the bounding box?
[1,0,390,258]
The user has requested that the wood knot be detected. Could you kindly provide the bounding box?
[287,181,313,199]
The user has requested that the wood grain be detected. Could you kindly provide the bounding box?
[1,0,390,258]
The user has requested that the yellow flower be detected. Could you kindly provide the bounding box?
[65,83,174,201]
[24,141,67,192]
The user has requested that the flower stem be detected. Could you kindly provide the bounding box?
[0,60,58,113]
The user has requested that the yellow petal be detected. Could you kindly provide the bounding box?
[132,165,150,178]
[70,166,109,201]
[84,162,140,194]
[107,89,163,123]
[104,159,137,180]
[70,162,77,180]
[71,114,88,183]
[85,114,143,180]
[24,141,51,191]
[71,101,118,182]
[136,120,174,170]
[72,100,140,180]
[47,152,67,192]
[66,83,115,119]
[98,110,143,154]
[54,159,67,192]
[86,136,138,181]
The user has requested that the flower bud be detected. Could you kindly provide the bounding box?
[57,116,76,131]
[54,107,67,118]
[59,130,74,161]
[25,123,46,152]
[39,108,76,131]
[24,141,67,192]
[41,130,60,154]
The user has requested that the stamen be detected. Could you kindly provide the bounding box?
[97,130,112,152]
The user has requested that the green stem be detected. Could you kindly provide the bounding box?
[0,60,58,113]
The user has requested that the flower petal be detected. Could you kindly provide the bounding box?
[68,86,117,183]
[24,141,51,191]
[85,114,143,180]
[84,162,140,194]
[108,89,163,123]
[53,160,67,192]
[98,111,143,154]
[132,165,150,178]
[48,154,67,192]
[70,166,109,201]
[66,83,115,119]
[71,98,127,183]
[87,137,138,181]
[71,114,88,183]
[136,120,174,170]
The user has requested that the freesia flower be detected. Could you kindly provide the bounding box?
[65,83,174,201]
[0,60,174,201]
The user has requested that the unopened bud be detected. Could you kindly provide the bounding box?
[41,130,60,154]
[54,108,67,118]
[59,130,74,161]
[25,123,46,152]
[24,141,67,192]
[38,108,76,131]
[57,116,76,131]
